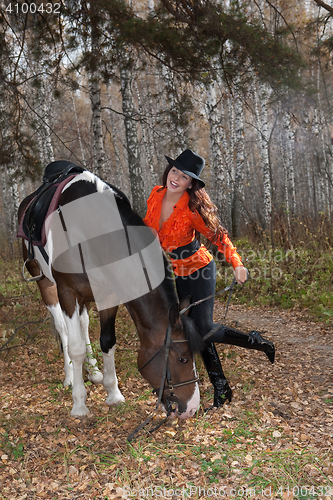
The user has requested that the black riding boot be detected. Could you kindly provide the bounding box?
[201,343,232,408]
[205,326,275,364]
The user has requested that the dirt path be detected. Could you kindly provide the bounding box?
[214,303,333,442]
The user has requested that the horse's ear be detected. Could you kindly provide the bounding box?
[169,303,181,327]
[179,296,191,317]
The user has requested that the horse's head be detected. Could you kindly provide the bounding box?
[138,297,203,419]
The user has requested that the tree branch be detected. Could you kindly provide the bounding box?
[0,317,51,352]
[313,0,333,14]
[159,0,195,24]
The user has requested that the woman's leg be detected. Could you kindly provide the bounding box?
[175,260,216,335]
[177,261,275,365]
[200,343,232,406]
[176,260,232,407]
[203,326,275,364]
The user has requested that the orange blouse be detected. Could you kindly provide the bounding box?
[143,186,243,276]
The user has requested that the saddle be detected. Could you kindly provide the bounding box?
[21,161,86,259]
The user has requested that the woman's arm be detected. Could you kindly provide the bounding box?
[192,211,247,283]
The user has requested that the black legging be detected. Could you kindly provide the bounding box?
[176,259,233,406]
[176,260,275,362]
[175,259,218,337]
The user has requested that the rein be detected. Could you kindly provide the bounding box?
[127,277,239,442]
[127,325,199,442]
[179,277,237,319]
[127,324,172,442]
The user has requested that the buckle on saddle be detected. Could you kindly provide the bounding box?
[22,259,43,282]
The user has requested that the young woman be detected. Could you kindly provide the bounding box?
[144,149,275,408]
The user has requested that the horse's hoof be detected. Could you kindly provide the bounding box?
[63,379,73,388]
[71,412,93,419]
[105,393,125,406]
[88,371,103,385]
[71,406,90,417]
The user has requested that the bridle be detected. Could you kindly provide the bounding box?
[127,277,240,442]
[140,324,199,396]
[127,323,199,442]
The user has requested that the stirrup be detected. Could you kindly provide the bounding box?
[22,259,43,282]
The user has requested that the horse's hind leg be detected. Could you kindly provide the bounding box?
[61,301,90,416]
[47,301,73,387]
[99,308,125,406]
[80,306,103,384]
[34,275,74,387]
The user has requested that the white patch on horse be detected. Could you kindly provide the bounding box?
[80,307,103,385]
[61,171,116,195]
[46,302,73,387]
[63,302,90,416]
[176,361,200,420]
[179,363,200,419]
[61,171,95,191]
[103,345,125,406]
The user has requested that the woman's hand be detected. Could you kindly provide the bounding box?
[234,265,248,285]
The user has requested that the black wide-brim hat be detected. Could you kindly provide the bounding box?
[165,149,205,187]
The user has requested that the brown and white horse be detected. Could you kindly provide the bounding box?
[18,170,203,418]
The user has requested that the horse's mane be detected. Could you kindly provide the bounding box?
[181,315,204,354]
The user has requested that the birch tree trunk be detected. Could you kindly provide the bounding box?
[205,83,228,223]
[286,113,296,216]
[33,79,55,167]
[311,107,324,213]
[226,93,235,231]
[303,110,315,217]
[120,63,146,216]
[162,66,187,152]
[0,172,9,256]
[106,83,126,187]
[134,78,157,190]
[0,167,19,257]
[280,111,292,241]
[254,81,272,233]
[89,77,108,177]
[315,63,331,216]
[231,86,245,238]
[328,133,333,218]
[71,91,86,165]
[221,93,234,230]
[88,24,108,177]
[319,118,331,216]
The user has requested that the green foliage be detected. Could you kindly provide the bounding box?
[52,0,304,91]
[216,234,333,324]
[105,0,304,90]
[1,432,25,460]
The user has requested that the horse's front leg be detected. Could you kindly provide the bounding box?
[99,308,125,406]
[80,306,103,384]
[62,302,90,416]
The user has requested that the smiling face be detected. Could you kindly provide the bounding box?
[167,167,192,196]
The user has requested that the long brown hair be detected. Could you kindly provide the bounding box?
[160,164,227,241]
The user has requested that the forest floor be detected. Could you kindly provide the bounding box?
[0,299,333,500]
